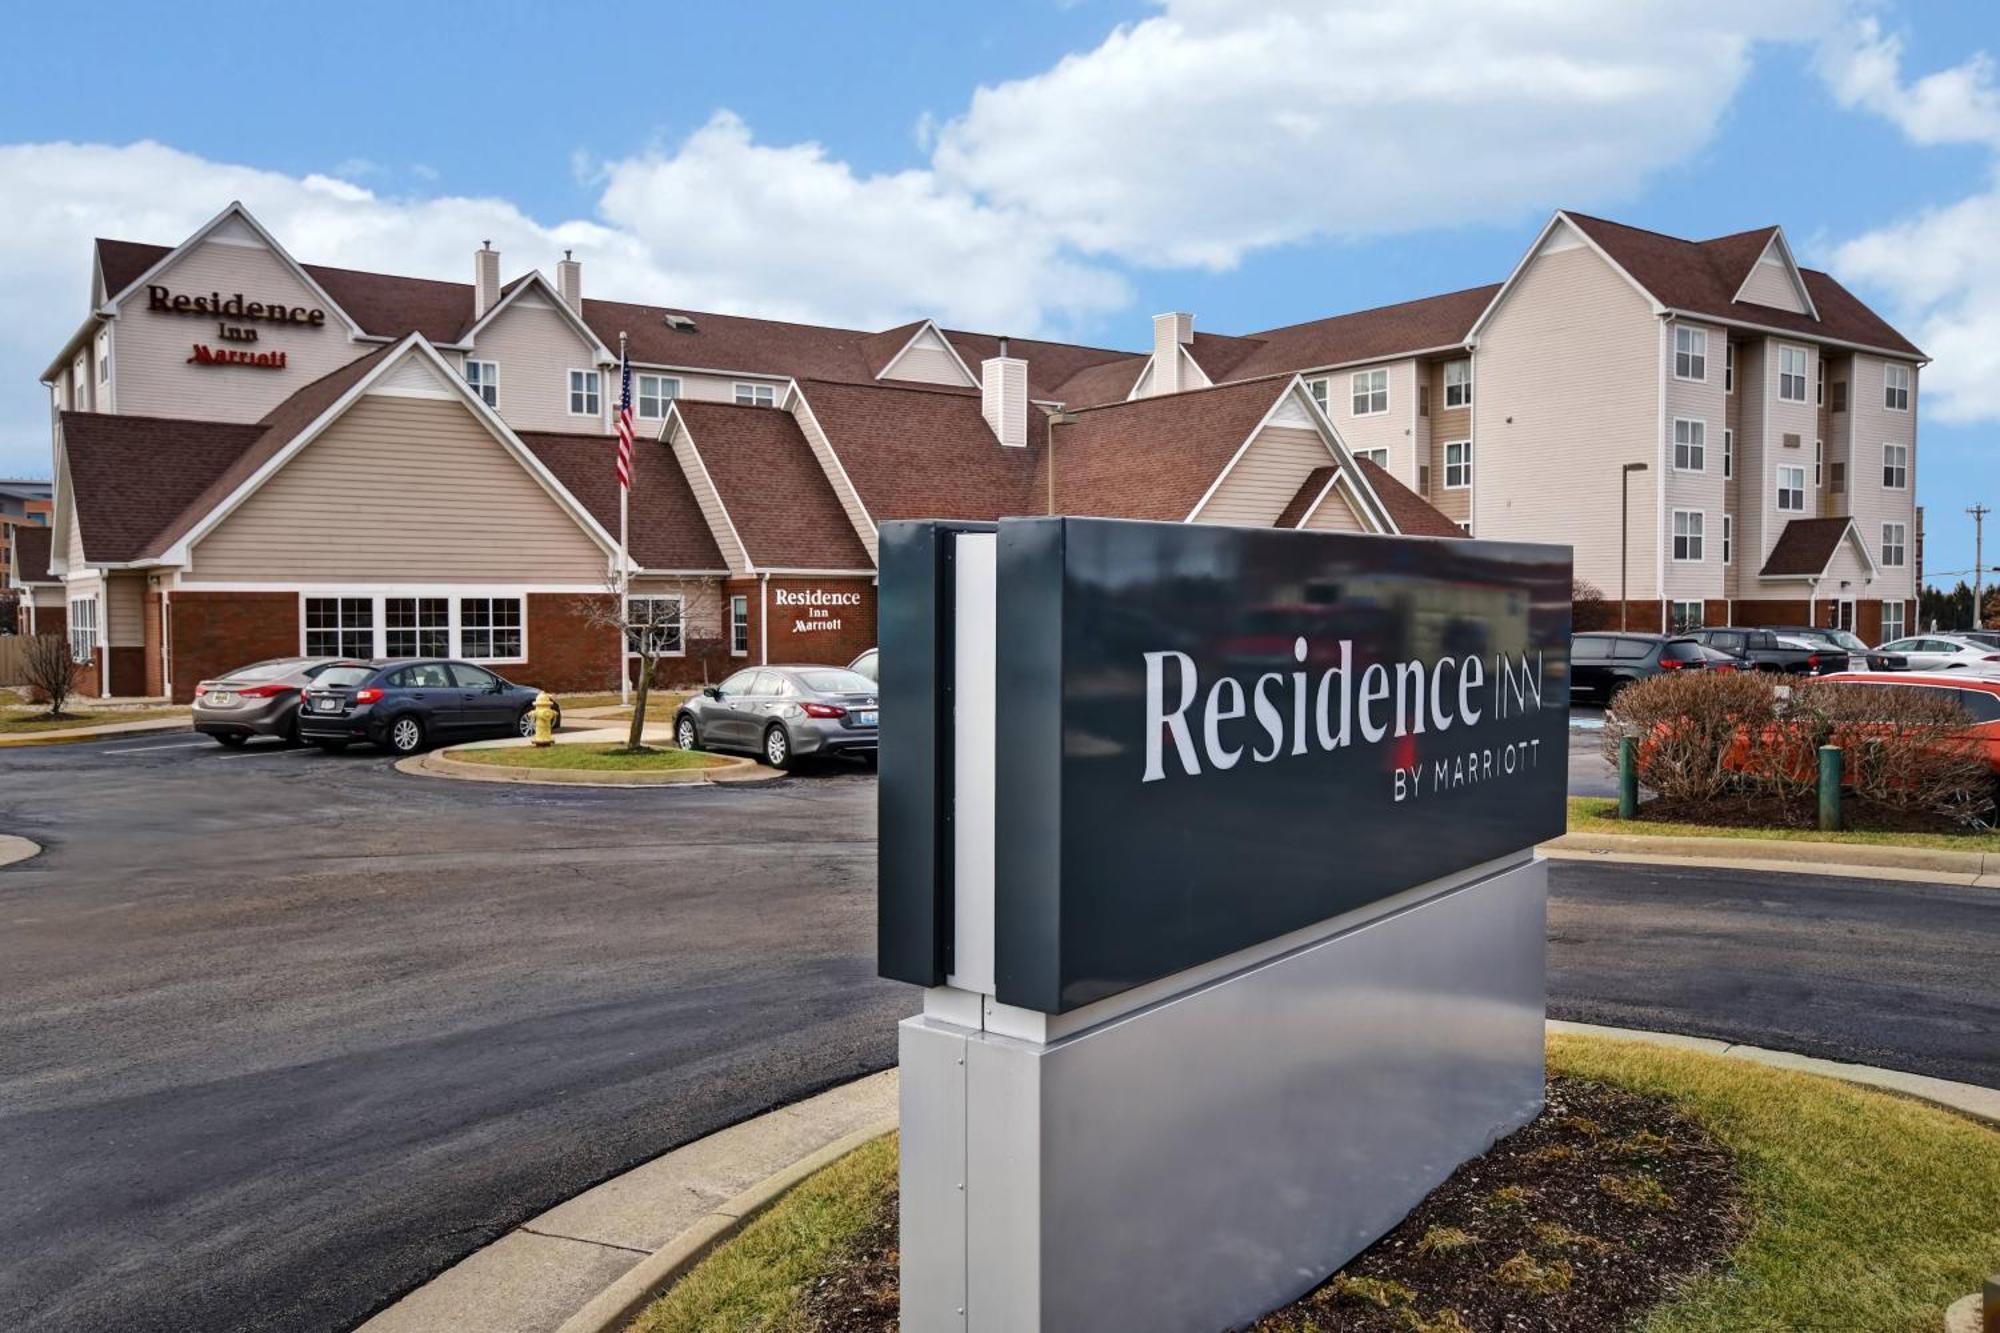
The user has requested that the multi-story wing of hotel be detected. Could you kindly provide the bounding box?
[26,203,1920,700]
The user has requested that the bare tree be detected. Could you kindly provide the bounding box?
[22,634,82,720]
[581,580,695,752]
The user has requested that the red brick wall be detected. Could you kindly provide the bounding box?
[518,593,621,694]
[106,646,145,697]
[1730,599,1812,628]
[761,577,876,667]
[144,591,165,698]
[168,592,299,704]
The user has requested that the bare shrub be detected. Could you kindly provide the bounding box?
[1601,672,1779,805]
[1787,679,1995,822]
[1572,578,1614,632]
[21,634,82,719]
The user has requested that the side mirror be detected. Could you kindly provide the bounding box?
[704,685,722,700]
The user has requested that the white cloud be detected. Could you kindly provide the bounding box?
[1820,17,2000,423]
[932,0,1838,269]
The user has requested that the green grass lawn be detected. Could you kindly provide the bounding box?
[450,742,728,772]
[1567,797,2000,853]
[625,1037,2000,1333]
[0,706,187,734]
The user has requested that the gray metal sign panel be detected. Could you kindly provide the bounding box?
[993,516,1570,1013]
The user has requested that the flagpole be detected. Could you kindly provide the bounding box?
[618,331,631,707]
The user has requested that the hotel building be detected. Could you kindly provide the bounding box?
[30,203,1920,700]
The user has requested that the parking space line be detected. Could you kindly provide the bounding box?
[100,740,210,754]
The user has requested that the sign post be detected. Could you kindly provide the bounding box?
[879,516,1571,1333]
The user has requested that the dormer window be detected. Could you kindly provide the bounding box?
[1443,359,1472,408]
[1672,327,1707,381]
[734,382,776,407]
[464,360,498,408]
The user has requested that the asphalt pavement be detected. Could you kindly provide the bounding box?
[1,730,1993,1333]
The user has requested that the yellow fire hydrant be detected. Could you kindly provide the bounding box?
[530,691,558,748]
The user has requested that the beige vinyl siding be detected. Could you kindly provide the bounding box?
[880,329,973,387]
[1337,359,1418,486]
[1301,476,1368,533]
[1758,338,1821,581]
[110,238,364,423]
[641,371,787,405]
[787,397,879,562]
[471,295,605,433]
[64,493,88,572]
[105,572,146,646]
[1192,424,1335,527]
[1732,341,1769,598]
[1426,360,1470,523]
[30,584,64,611]
[1662,319,1726,601]
[1842,354,1918,602]
[1738,251,1809,314]
[668,419,753,573]
[1473,234,1661,600]
[192,396,608,581]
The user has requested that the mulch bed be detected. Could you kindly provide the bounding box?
[1634,792,1978,834]
[795,1077,1744,1333]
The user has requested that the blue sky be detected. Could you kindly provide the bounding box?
[0,0,1994,583]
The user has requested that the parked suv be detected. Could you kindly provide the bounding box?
[674,664,878,770]
[1682,628,1848,674]
[1570,633,1738,702]
[298,659,559,754]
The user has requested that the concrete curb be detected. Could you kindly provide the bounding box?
[1542,832,2000,888]
[395,742,784,788]
[0,716,191,746]
[0,834,42,868]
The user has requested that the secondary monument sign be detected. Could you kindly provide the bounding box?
[880,516,1569,1332]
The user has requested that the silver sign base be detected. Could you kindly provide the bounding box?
[899,855,1548,1333]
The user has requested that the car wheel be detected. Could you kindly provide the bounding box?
[388,715,426,755]
[676,715,699,751]
[861,751,878,771]
[516,707,540,739]
[282,713,305,747]
[763,723,793,771]
[312,739,349,753]
[214,733,247,748]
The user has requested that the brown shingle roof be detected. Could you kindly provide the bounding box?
[1563,213,1923,358]
[1228,286,1499,380]
[10,524,54,584]
[1276,467,1336,528]
[1040,377,1292,522]
[1760,517,1859,577]
[1047,354,1148,408]
[674,401,874,570]
[795,379,1042,522]
[61,412,267,563]
[518,431,723,572]
[1354,458,1464,538]
[941,331,1136,403]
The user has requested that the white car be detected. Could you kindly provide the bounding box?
[1874,634,2000,673]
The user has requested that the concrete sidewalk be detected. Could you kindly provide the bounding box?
[1542,830,2000,887]
[0,714,190,746]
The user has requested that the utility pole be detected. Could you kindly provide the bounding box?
[1971,505,1991,631]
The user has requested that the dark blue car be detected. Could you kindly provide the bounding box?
[297,659,560,754]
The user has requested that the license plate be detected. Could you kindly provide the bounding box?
[315,697,339,712]
[856,710,878,727]
[207,691,236,706]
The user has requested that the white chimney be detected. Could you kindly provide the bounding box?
[1152,312,1193,396]
[474,241,500,320]
[557,249,582,314]
[982,342,1028,449]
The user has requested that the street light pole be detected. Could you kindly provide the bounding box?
[1971,504,1990,631]
[1621,462,1649,631]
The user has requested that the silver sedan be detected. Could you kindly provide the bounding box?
[1874,635,2000,673]
[674,665,879,770]
[192,657,347,746]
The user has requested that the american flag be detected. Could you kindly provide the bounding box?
[614,351,634,489]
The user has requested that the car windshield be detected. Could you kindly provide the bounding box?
[796,669,876,694]
[315,666,375,689]
[1825,630,1868,652]
[226,658,302,682]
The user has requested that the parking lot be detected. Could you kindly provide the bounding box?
[3,727,1993,1333]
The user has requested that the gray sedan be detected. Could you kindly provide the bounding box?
[674,665,879,770]
[192,657,345,746]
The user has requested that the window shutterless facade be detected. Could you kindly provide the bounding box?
[1724,341,1734,393]
[1350,368,1389,416]
[1777,345,1809,402]
[458,597,523,660]
[1884,363,1911,411]
[638,373,681,418]
[68,597,97,664]
[96,331,110,384]
[1882,522,1906,568]
[730,594,750,655]
[624,595,685,655]
[1671,600,1703,633]
[1443,359,1472,408]
[734,382,776,407]
[465,360,499,408]
[1442,440,1472,489]
[1672,326,1707,381]
[1776,465,1806,512]
[384,596,449,657]
[305,594,526,662]
[1355,446,1390,469]
[1306,377,1328,412]
[1722,514,1732,565]
[304,596,374,658]
[1722,428,1732,479]
[1814,439,1822,486]
[1672,510,1704,561]
[1881,601,1905,641]
[1672,418,1705,472]
[568,369,601,416]
[1883,442,1908,489]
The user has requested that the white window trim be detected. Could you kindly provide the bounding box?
[298,591,531,665]
[637,373,683,419]
[1776,344,1809,403]
[1443,359,1473,408]
[1722,513,1733,565]
[1883,363,1911,413]
[1672,326,1708,383]
[734,381,777,407]
[568,368,601,418]
[1349,368,1390,417]
[1305,377,1330,412]
[1355,446,1390,469]
[1881,602,1905,640]
[1671,418,1706,473]
[1814,438,1823,487]
[1881,522,1907,568]
[1722,427,1733,479]
[465,360,499,408]
[623,593,688,658]
[1442,439,1472,489]
[729,593,750,657]
[1672,509,1706,563]
[68,596,99,664]
[1776,464,1806,513]
[1882,441,1909,490]
[1724,341,1734,394]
